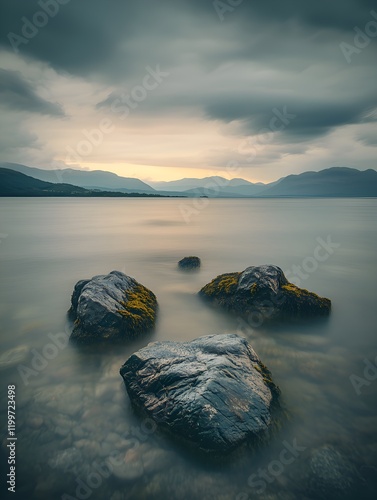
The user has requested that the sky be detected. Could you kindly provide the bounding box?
[0,0,376,183]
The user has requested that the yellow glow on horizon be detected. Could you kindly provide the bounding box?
[65,161,266,184]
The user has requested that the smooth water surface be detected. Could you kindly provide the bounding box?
[0,198,376,499]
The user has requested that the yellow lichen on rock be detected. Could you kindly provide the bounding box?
[117,284,157,334]
[201,272,240,297]
[282,283,330,309]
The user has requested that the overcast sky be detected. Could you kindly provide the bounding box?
[0,0,376,182]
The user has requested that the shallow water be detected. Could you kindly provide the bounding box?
[0,197,376,499]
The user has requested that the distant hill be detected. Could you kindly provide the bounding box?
[1,163,376,198]
[1,163,155,194]
[0,169,164,197]
[260,167,377,197]
[150,176,267,196]
[149,168,377,197]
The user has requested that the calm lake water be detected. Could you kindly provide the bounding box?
[0,197,376,500]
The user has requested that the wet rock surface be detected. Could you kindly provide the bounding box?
[69,270,157,342]
[199,265,331,323]
[120,333,280,453]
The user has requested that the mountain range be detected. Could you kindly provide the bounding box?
[0,168,163,198]
[0,163,154,194]
[1,162,377,198]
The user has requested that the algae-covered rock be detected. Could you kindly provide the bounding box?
[199,265,330,323]
[178,256,201,270]
[69,271,157,342]
[120,333,280,454]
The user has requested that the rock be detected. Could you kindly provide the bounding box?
[48,447,83,473]
[178,256,201,270]
[305,445,359,499]
[120,333,280,453]
[199,264,330,323]
[68,270,157,342]
[107,448,144,481]
[28,415,44,429]
[0,345,29,369]
[75,439,102,459]
[141,447,173,474]
[33,385,84,416]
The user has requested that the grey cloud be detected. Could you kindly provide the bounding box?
[0,109,40,160]
[0,68,65,116]
[95,62,377,143]
[0,0,376,172]
[357,129,377,146]
[1,0,376,80]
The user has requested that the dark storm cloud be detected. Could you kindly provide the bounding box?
[0,0,376,156]
[1,0,376,78]
[0,68,64,115]
[203,91,377,141]
[0,0,192,79]
[209,0,376,31]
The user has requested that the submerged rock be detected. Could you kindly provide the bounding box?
[0,345,29,370]
[178,256,201,270]
[69,270,157,342]
[302,445,359,499]
[120,333,280,453]
[199,265,330,323]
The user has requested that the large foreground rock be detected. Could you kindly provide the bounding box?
[69,271,157,342]
[199,265,330,323]
[120,334,280,453]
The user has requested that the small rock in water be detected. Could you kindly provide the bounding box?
[54,426,71,438]
[299,445,359,499]
[0,345,29,369]
[120,333,280,453]
[28,415,44,429]
[142,447,173,474]
[178,256,201,270]
[75,439,102,459]
[107,448,144,481]
[48,447,83,473]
